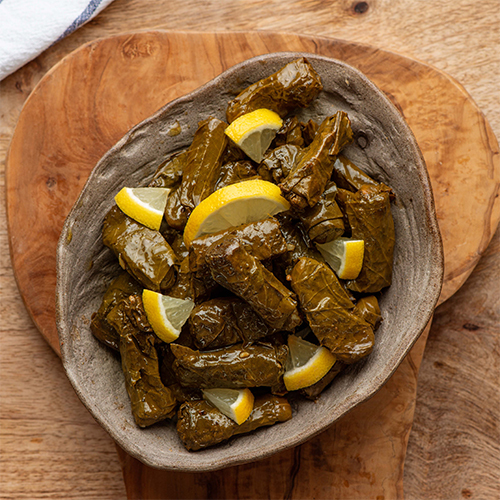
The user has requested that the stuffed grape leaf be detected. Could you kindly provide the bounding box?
[279,111,353,209]
[102,206,177,292]
[189,297,276,349]
[258,144,303,184]
[332,155,393,197]
[171,342,288,391]
[214,160,258,191]
[274,116,306,148]
[337,185,395,293]
[205,235,302,331]
[177,394,292,451]
[90,271,142,351]
[274,212,324,272]
[107,295,177,427]
[148,150,188,189]
[290,257,374,363]
[168,256,220,304]
[165,117,227,229]
[226,57,323,123]
[297,182,345,244]
[189,217,289,277]
[352,295,382,329]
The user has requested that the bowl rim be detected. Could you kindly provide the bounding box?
[56,51,444,471]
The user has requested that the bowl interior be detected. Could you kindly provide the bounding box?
[56,52,443,471]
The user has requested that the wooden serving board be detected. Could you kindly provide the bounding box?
[6,32,500,499]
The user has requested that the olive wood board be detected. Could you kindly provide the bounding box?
[6,31,500,500]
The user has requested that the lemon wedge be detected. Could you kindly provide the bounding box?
[142,289,194,343]
[202,388,255,425]
[183,179,290,246]
[283,335,336,392]
[115,187,170,231]
[224,108,283,162]
[316,237,365,280]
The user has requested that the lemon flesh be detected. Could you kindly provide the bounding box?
[115,187,170,231]
[142,289,194,343]
[183,179,290,246]
[316,237,365,280]
[202,388,255,425]
[225,109,283,162]
[283,335,336,392]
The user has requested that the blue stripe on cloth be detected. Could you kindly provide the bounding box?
[57,0,104,41]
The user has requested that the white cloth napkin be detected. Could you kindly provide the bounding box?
[0,0,115,81]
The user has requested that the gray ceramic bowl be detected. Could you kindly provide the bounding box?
[56,52,443,472]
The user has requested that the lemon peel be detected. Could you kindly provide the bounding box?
[283,335,336,392]
[225,108,283,162]
[142,289,194,343]
[202,388,255,425]
[316,237,365,280]
[115,187,170,231]
[183,179,290,246]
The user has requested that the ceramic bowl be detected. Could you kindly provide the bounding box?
[56,52,443,472]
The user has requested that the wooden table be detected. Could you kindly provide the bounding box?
[1,1,498,499]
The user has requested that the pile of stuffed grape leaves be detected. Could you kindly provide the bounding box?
[90,57,396,451]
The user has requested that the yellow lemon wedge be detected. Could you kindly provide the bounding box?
[183,179,290,246]
[115,187,170,231]
[316,237,365,280]
[283,335,336,392]
[202,388,255,425]
[224,108,283,162]
[142,289,194,343]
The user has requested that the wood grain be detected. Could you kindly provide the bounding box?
[405,230,500,500]
[7,31,499,353]
[5,30,499,500]
[1,1,499,499]
[118,324,431,500]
